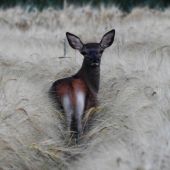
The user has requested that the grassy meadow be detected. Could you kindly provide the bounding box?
[0,4,170,170]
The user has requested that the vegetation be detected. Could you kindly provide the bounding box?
[1,4,170,170]
[0,0,170,12]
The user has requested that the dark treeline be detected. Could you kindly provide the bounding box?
[0,0,170,12]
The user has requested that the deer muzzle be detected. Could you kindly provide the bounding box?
[90,52,100,66]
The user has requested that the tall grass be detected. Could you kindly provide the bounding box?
[1,4,170,170]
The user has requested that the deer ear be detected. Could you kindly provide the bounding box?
[66,32,84,51]
[100,29,115,49]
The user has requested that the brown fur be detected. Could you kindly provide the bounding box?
[55,78,87,108]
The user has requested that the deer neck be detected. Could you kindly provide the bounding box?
[77,59,100,93]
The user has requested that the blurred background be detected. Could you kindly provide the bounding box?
[0,0,170,12]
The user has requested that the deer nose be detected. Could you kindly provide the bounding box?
[90,52,99,66]
[90,57,99,62]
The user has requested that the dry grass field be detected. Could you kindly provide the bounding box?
[1,4,170,170]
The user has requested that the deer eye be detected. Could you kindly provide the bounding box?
[100,50,104,54]
[81,51,87,55]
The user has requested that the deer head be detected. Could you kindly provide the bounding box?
[66,30,115,68]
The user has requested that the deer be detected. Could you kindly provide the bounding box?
[50,29,115,140]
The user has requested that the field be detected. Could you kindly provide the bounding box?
[0,4,170,170]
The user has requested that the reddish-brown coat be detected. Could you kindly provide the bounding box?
[56,78,87,108]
